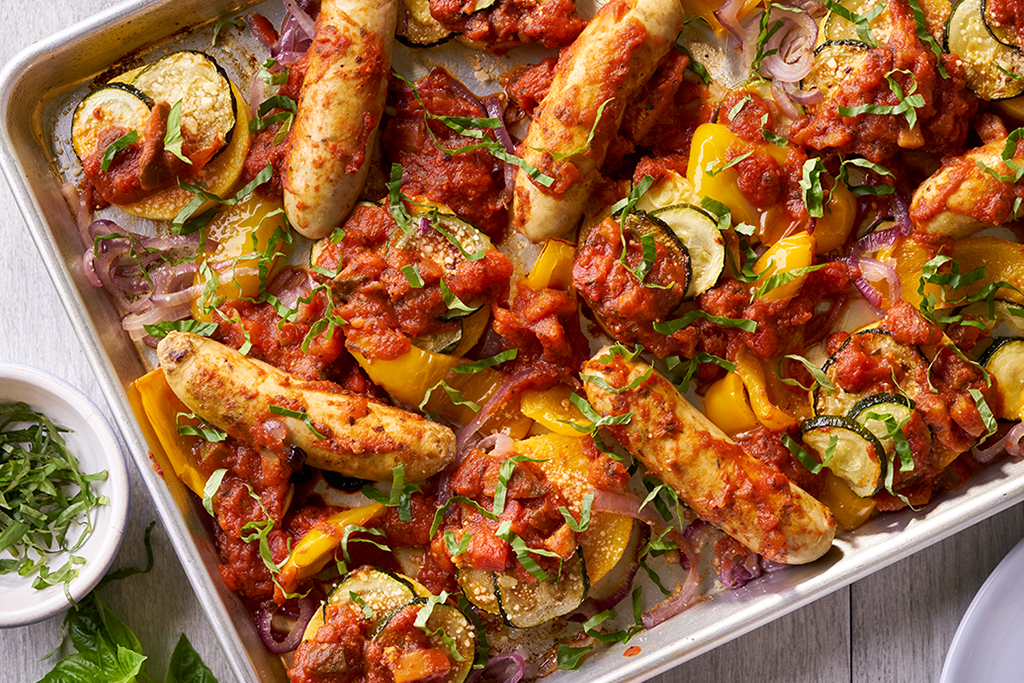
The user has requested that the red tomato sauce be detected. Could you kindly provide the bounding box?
[383,68,509,239]
[429,0,583,52]
[310,202,513,360]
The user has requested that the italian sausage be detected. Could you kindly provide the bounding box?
[282,0,397,239]
[582,348,836,565]
[910,135,1024,238]
[157,331,455,481]
[511,0,684,242]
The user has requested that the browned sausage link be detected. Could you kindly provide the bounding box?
[157,332,455,481]
[582,348,836,565]
[511,0,685,242]
[282,0,397,239]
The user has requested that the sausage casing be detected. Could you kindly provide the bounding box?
[157,331,455,481]
[511,0,684,242]
[582,348,836,565]
[282,0,397,239]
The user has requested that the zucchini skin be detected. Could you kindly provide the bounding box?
[582,348,836,565]
[283,0,398,239]
[157,331,455,481]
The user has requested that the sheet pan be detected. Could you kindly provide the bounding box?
[3,1,1024,682]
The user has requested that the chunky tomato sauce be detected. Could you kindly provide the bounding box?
[429,0,583,52]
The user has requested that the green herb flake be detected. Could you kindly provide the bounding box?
[558,493,594,533]
[800,157,827,218]
[0,403,109,599]
[784,433,836,474]
[100,130,138,172]
[175,412,228,442]
[268,404,327,439]
[212,16,246,45]
[653,310,757,334]
[401,264,425,288]
[581,365,653,394]
[163,99,192,165]
[143,319,218,338]
[202,468,228,517]
[557,645,591,670]
[452,348,518,374]
[822,0,883,47]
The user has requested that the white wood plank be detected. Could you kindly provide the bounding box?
[851,503,1024,683]
[655,589,851,683]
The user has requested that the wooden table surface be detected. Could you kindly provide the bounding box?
[1,2,1022,681]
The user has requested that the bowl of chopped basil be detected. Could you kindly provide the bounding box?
[0,362,128,627]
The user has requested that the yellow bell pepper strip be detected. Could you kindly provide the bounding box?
[879,236,942,310]
[948,236,1024,305]
[513,433,633,585]
[687,122,800,241]
[388,648,452,683]
[352,346,462,407]
[354,345,533,439]
[519,384,593,436]
[191,194,288,322]
[702,372,760,438]
[752,231,816,301]
[816,471,876,531]
[813,179,856,254]
[525,238,577,291]
[277,503,385,595]
[131,368,207,498]
[734,346,798,430]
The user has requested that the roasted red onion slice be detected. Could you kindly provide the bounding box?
[281,0,316,41]
[1006,423,1024,458]
[257,594,317,654]
[715,0,749,40]
[467,652,530,683]
[744,6,818,83]
[856,257,901,305]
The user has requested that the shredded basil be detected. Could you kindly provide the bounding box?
[838,69,925,130]
[444,530,471,557]
[779,354,835,394]
[212,16,245,45]
[440,279,477,314]
[360,465,422,522]
[419,380,481,416]
[452,348,517,374]
[609,175,656,227]
[175,412,227,442]
[784,433,836,474]
[674,44,711,85]
[401,264,425,288]
[563,393,633,435]
[654,310,757,334]
[492,455,548,516]
[665,352,735,393]
[706,150,753,178]
[428,495,498,539]
[905,0,948,78]
[970,389,998,440]
[600,342,644,363]
[173,162,273,233]
[823,0,883,47]
[163,100,192,165]
[581,365,653,394]
[143,319,218,338]
[753,263,829,299]
[268,404,326,439]
[800,157,827,218]
[0,403,109,598]
[558,493,594,533]
[839,156,895,196]
[100,130,137,172]
[557,645,591,670]
[201,468,228,517]
[249,94,297,145]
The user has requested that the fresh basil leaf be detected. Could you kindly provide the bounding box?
[609,175,656,226]
[452,348,518,374]
[212,17,245,46]
[784,433,836,474]
[401,264,425,288]
[164,100,192,165]
[557,645,591,670]
[654,311,757,334]
[581,365,653,394]
[175,412,228,442]
[780,354,835,394]
[800,157,827,218]
[493,455,548,516]
[144,319,218,338]
[823,0,883,47]
[202,469,228,517]
[558,493,594,533]
[753,263,829,299]
[166,633,218,683]
[100,130,137,172]
[706,150,752,178]
[268,404,326,439]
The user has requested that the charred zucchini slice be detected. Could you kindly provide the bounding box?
[374,598,477,683]
[648,203,724,299]
[945,0,1024,100]
[619,210,692,299]
[979,337,1024,419]
[814,329,929,416]
[847,393,915,454]
[801,414,885,497]
[803,41,871,100]
[494,550,588,629]
[397,0,455,47]
[982,0,1020,48]
[304,567,425,640]
[457,567,500,616]
[129,51,237,159]
[823,0,894,43]
[71,83,152,160]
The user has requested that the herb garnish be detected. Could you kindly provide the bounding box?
[100,130,137,172]
[0,402,109,598]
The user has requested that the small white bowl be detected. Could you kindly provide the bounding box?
[0,362,129,627]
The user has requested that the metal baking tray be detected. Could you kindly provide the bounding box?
[3,1,1024,682]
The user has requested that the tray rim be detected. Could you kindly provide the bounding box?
[2,2,1024,683]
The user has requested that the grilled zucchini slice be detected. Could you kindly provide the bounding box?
[304,566,428,640]
[803,41,871,100]
[129,51,237,159]
[648,203,724,299]
[458,550,588,629]
[397,0,455,47]
[801,414,885,497]
[847,393,915,452]
[979,337,1024,419]
[823,0,894,43]
[71,84,152,161]
[814,329,930,416]
[374,598,477,683]
[956,300,1024,336]
[945,0,1024,100]
[982,0,1020,48]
